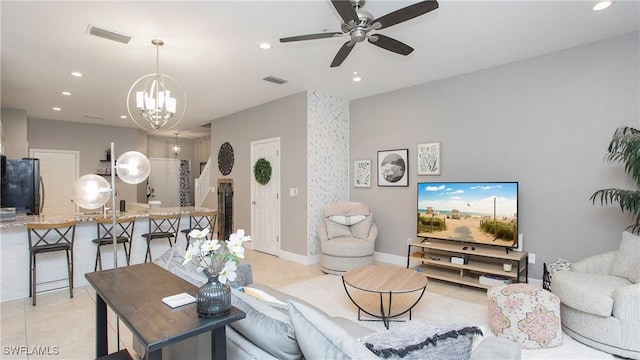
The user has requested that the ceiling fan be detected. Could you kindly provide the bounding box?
[280,0,439,68]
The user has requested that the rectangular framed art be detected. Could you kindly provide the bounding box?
[417,142,441,175]
[377,149,409,187]
[354,160,371,188]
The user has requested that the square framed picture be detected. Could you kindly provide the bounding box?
[377,149,409,187]
[417,142,441,175]
[354,160,371,188]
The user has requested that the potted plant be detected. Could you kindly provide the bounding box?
[591,125,640,233]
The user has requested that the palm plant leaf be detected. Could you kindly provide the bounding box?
[604,126,640,187]
[592,126,640,233]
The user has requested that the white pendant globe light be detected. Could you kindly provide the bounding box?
[116,151,151,184]
[73,174,111,209]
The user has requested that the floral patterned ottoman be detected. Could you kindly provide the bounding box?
[487,283,562,349]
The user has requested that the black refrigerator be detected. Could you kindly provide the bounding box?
[0,156,43,215]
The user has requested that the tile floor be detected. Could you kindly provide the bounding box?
[0,249,486,359]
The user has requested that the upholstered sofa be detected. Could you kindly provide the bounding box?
[318,202,377,275]
[550,231,640,359]
[144,245,521,360]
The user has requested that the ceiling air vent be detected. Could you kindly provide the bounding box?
[262,76,288,85]
[86,25,131,44]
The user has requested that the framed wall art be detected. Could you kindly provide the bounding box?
[377,149,409,187]
[417,142,441,175]
[354,160,371,188]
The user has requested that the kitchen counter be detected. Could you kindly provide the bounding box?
[0,206,216,302]
[0,206,212,228]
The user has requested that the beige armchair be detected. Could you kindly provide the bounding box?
[550,231,640,359]
[318,202,377,275]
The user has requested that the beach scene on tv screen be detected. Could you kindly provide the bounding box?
[418,182,518,247]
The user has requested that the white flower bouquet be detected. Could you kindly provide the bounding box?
[183,229,251,284]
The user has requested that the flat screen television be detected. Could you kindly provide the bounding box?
[417,182,518,248]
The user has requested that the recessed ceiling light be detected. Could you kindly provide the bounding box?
[259,42,272,50]
[53,107,61,111]
[62,91,71,96]
[352,71,362,82]
[71,72,83,77]
[120,115,127,119]
[593,1,613,11]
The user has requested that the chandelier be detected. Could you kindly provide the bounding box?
[127,39,186,131]
[171,132,182,156]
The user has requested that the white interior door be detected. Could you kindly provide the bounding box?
[149,158,180,207]
[251,138,280,256]
[30,149,79,216]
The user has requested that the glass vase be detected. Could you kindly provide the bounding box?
[196,270,231,318]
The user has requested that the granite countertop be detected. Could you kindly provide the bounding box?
[0,206,214,229]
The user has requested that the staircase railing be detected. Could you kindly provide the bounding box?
[194,157,212,207]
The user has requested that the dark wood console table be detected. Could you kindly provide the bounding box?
[85,263,245,360]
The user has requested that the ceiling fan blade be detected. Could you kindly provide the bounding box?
[368,34,414,55]
[280,32,343,43]
[331,0,359,24]
[330,41,355,68]
[374,0,439,30]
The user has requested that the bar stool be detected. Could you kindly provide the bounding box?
[92,216,136,271]
[141,213,181,262]
[27,220,76,306]
[180,210,218,250]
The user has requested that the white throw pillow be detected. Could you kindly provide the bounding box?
[325,218,352,239]
[350,214,373,239]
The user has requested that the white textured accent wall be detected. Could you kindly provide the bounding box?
[307,91,349,256]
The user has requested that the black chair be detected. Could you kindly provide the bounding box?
[142,213,181,262]
[92,215,136,271]
[181,210,218,250]
[28,220,76,306]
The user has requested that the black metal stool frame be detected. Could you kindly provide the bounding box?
[27,220,77,306]
[93,216,136,271]
[142,213,181,262]
[181,210,218,250]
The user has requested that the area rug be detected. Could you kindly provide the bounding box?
[277,274,613,360]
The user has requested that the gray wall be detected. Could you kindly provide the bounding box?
[350,31,640,278]
[211,92,308,255]
[27,118,142,206]
[1,108,28,158]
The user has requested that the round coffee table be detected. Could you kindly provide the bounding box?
[342,265,428,329]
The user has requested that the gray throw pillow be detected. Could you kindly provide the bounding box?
[230,288,302,360]
[287,300,378,360]
[361,324,483,360]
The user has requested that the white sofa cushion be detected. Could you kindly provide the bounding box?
[552,271,632,317]
[610,231,640,283]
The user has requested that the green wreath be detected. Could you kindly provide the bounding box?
[254,158,272,185]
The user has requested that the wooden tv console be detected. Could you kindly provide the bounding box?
[407,238,528,290]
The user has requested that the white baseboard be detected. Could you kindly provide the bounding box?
[279,249,319,265]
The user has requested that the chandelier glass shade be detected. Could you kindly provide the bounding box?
[127,39,186,131]
[171,133,182,156]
